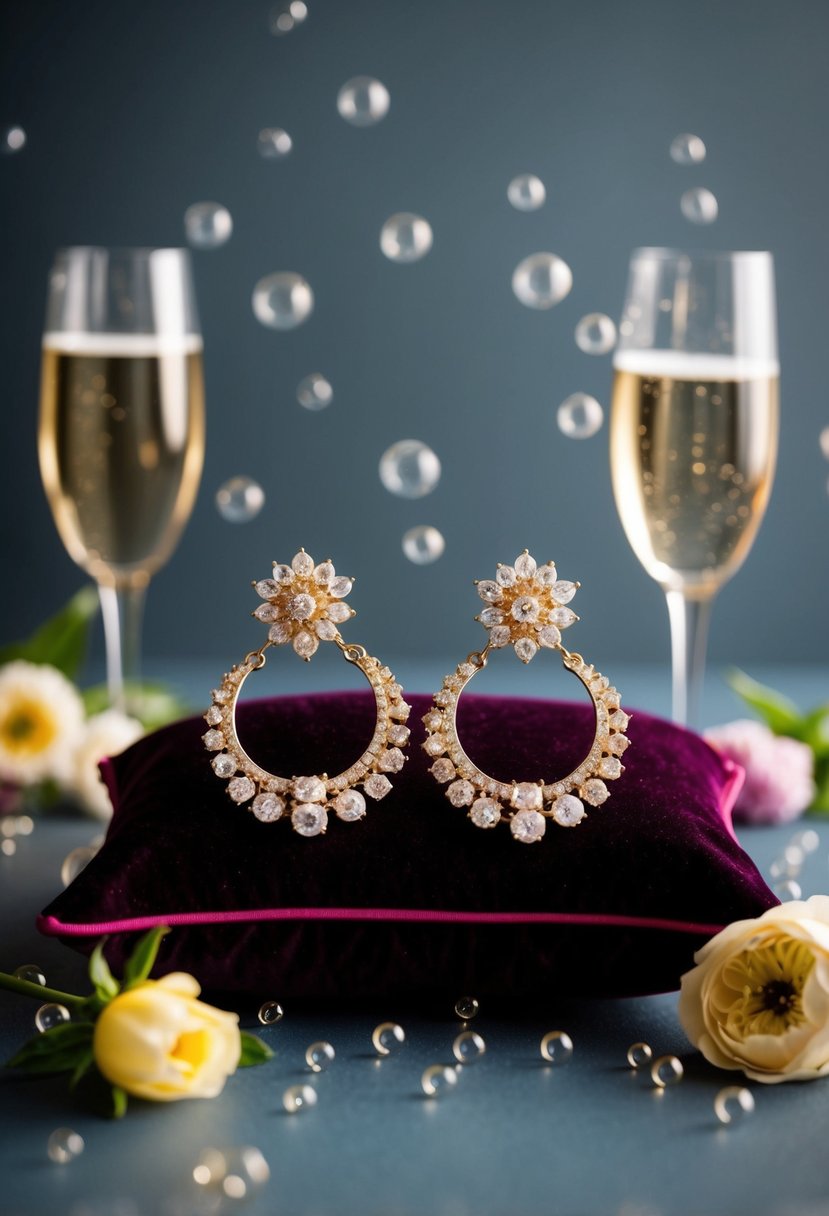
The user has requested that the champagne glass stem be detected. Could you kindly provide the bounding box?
[665,590,714,728]
[98,583,145,714]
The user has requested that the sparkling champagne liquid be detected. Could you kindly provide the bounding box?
[38,334,205,587]
[610,352,779,596]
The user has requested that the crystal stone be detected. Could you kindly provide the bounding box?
[202,729,225,750]
[552,580,577,603]
[292,551,314,576]
[252,793,285,822]
[423,734,447,756]
[470,797,502,828]
[228,776,256,804]
[314,561,335,585]
[488,626,511,648]
[364,774,393,800]
[511,596,540,623]
[430,758,456,783]
[389,702,411,721]
[379,748,405,773]
[537,625,562,649]
[334,790,366,821]
[293,775,326,803]
[269,622,293,645]
[254,603,279,622]
[608,734,630,755]
[496,564,517,587]
[479,606,504,627]
[315,618,338,641]
[255,578,280,599]
[329,577,353,598]
[514,551,537,578]
[326,602,351,623]
[550,607,577,628]
[287,593,315,621]
[205,705,223,726]
[599,756,623,780]
[609,710,630,731]
[293,631,319,659]
[512,782,542,810]
[510,809,546,843]
[212,754,236,779]
[388,724,410,745]
[551,794,585,826]
[422,710,443,731]
[292,804,328,836]
[580,778,609,806]
[447,779,475,807]
[477,580,502,603]
[514,637,538,663]
[212,688,229,703]
[536,563,558,586]
[273,564,294,584]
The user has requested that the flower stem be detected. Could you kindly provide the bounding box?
[0,972,85,1007]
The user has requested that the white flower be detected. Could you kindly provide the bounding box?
[678,896,829,1083]
[0,661,85,785]
[68,709,143,819]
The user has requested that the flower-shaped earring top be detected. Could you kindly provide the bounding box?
[475,551,579,664]
[252,549,355,661]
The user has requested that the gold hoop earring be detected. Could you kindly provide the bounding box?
[423,550,629,844]
[205,550,411,836]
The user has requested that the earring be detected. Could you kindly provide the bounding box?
[423,550,630,844]
[205,549,411,836]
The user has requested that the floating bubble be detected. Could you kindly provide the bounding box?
[452,1030,486,1063]
[540,1030,573,1065]
[258,1001,284,1025]
[557,393,604,439]
[380,213,433,263]
[454,995,479,1020]
[193,1146,270,1198]
[258,127,292,158]
[2,126,26,154]
[512,252,572,310]
[337,76,390,127]
[36,1003,71,1033]
[215,476,265,524]
[61,844,99,887]
[184,201,233,249]
[269,1,308,35]
[1,838,15,856]
[14,964,46,986]
[670,133,706,165]
[714,1085,755,1125]
[283,1084,317,1113]
[402,525,445,565]
[650,1054,684,1087]
[421,1064,458,1097]
[790,828,820,854]
[575,313,617,355]
[680,187,718,225]
[379,440,441,499]
[305,1041,335,1072]
[773,878,802,901]
[507,174,546,211]
[627,1041,653,1069]
[297,373,333,411]
[47,1128,84,1164]
[252,272,314,330]
[372,1021,406,1056]
[820,427,829,460]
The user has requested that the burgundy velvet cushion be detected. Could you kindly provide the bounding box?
[38,692,776,1003]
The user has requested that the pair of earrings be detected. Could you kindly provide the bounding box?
[205,549,629,845]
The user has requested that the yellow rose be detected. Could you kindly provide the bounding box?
[93,972,241,1101]
[678,895,829,1083]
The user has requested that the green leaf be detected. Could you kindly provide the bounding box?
[728,669,805,736]
[111,1085,128,1119]
[88,939,119,1002]
[238,1031,274,1067]
[83,681,189,732]
[7,1022,95,1073]
[800,706,829,759]
[811,759,829,814]
[0,586,98,679]
[122,925,171,989]
[69,1048,96,1090]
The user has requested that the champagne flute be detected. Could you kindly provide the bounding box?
[38,247,205,712]
[610,248,779,725]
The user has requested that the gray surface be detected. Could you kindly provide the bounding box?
[1,0,829,669]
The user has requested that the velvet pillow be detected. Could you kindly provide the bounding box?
[38,692,776,1003]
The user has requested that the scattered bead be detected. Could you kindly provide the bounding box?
[305,1041,335,1072]
[257,1001,284,1025]
[372,1022,406,1056]
[47,1128,84,1163]
[540,1030,574,1065]
[626,1041,653,1069]
[714,1085,755,1125]
[14,964,45,986]
[35,1003,71,1033]
[454,996,479,1020]
[452,1030,486,1063]
[421,1064,458,1097]
[283,1084,317,1113]
[650,1055,684,1087]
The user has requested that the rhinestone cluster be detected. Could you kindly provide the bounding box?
[252,549,356,661]
[475,550,579,664]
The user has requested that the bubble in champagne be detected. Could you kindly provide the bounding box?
[337,77,390,127]
[512,253,572,310]
[402,525,445,565]
[258,127,292,158]
[670,133,706,164]
[216,477,265,523]
[680,187,718,225]
[269,1,308,35]
[557,393,604,439]
[252,272,314,329]
[2,126,26,154]
[297,373,333,411]
[380,213,433,263]
[575,313,617,355]
[379,440,441,498]
[507,174,546,211]
[184,202,233,249]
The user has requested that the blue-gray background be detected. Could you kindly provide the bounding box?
[1,0,827,683]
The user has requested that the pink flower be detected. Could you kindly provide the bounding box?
[705,719,815,825]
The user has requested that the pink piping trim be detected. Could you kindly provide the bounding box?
[37,908,726,937]
[717,758,745,843]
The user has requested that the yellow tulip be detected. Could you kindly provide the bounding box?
[93,972,241,1101]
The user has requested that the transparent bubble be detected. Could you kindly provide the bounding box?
[820,427,829,460]
[47,1128,84,1164]
[305,1041,335,1072]
[507,174,546,211]
[540,1030,573,1065]
[670,133,706,165]
[297,372,333,411]
[215,476,265,524]
[283,1083,317,1113]
[2,126,26,154]
[337,76,390,127]
[454,995,479,1020]
[14,964,46,986]
[680,187,718,225]
[252,272,314,330]
[512,252,572,310]
[258,127,292,158]
[269,1,308,35]
[402,525,445,565]
[380,213,433,263]
[772,878,802,901]
[782,844,805,870]
[790,828,820,855]
[452,1030,486,1063]
[36,1003,71,1033]
[421,1064,458,1097]
[769,855,799,881]
[257,1001,284,1025]
[61,844,99,887]
[1,838,15,856]
[193,1146,270,1199]
[575,313,617,355]
[379,439,441,499]
[184,201,233,249]
[557,393,604,439]
[627,1041,653,1068]
[650,1054,683,1087]
[372,1021,406,1056]
[714,1085,755,1125]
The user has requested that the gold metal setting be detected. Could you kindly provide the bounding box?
[423,550,630,844]
[205,550,411,835]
